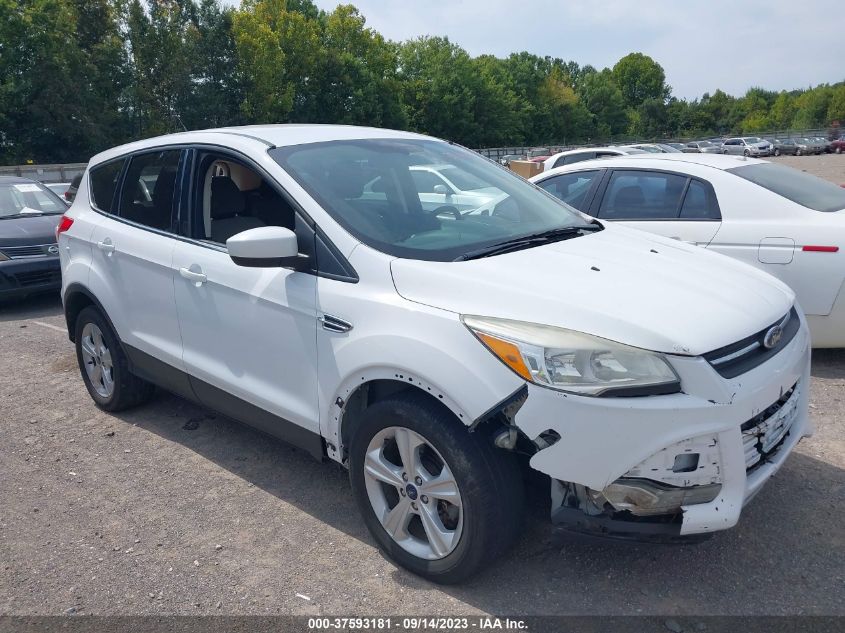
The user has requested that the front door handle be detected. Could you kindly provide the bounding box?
[179,266,207,285]
[97,238,115,254]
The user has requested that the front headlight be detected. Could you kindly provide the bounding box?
[462,315,680,397]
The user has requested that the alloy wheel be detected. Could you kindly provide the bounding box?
[80,323,114,398]
[362,426,463,560]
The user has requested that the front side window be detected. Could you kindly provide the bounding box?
[270,139,590,262]
[88,159,126,212]
[0,181,65,218]
[117,150,182,231]
[537,171,600,211]
[598,170,688,220]
[729,163,845,213]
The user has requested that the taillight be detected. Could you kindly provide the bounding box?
[802,245,839,253]
[56,215,74,241]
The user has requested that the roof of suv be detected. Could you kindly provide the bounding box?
[89,124,430,166]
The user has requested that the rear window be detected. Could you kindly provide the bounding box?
[89,159,125,212]
[728,163,845,212]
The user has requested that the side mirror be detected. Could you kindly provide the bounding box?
[433,184,451,195]
[226,226,308,270]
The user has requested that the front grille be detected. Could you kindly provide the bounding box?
[742,382,800,471]
[14,270,61,287]
[0,243,57,258]
[703,307,799,378]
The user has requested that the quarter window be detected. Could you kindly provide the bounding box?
[117,150,182,231]
[537,171,600,211]
[89,159,126,213]
[598,170,687,220]
[679,180,717,219]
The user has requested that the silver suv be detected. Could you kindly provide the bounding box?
[721,137,771,157]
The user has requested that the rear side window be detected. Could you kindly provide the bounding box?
[679,180,719,220]
[598,170,687,220]
[537,170,600,211]
[728,163,845,213]
[117,150,182,231]
[89,159,125,212]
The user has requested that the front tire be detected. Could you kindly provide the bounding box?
[774,148,781,156]
[74,306,155,411]
[349,393,523,584]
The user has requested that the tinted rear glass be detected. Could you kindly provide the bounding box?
[728,163,845,212]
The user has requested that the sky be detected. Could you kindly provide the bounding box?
[285,0,845,100]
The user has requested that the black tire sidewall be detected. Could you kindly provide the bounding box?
[348,396,518,583]
[74,306,124,410]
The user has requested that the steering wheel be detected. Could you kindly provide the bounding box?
[427,205,463,221]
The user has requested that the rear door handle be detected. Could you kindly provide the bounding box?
[97,239,115,254]
[179,266,207,285]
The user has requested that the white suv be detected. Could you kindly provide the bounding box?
[58,125,810,583]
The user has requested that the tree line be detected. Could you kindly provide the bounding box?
[2,0,844,164]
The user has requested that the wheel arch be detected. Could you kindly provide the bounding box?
[63,283,116,343]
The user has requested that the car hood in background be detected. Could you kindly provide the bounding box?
[0,214,62,245]
[390,226,794,356]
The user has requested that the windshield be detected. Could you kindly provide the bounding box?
[271,139,589,261]
[729,163,845,212]
[0,181,66,218]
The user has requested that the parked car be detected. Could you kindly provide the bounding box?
[721,137,771,157]
[542,146,645,171]
[498,154,524,167]
[685,140,722,154]
[624,143,682,154]
[830,137,845,154]
[406,164,503,212]
[811,137,832,153]
[790,138,815,156]
[769,138,799,156]
[0,176,65,300]
[531,153,845,347]
[45,182,71,201]
[664,142,688,152]
[59,126,809,583]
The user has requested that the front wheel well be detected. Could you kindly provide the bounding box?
[338,379,465,462]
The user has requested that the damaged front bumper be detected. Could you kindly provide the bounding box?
[512,313,811,540]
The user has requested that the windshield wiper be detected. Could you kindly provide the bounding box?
[453,224,602,261]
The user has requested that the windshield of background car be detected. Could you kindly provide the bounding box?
[729,163,845,212]
[0,182,66,218]
[271,139,589,261]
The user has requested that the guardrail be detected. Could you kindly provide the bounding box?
[0,163,87,183]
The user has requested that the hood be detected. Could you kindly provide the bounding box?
[0,214,62,245]
[390,226,794,356]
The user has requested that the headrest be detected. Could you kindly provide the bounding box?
[211,176,245,219]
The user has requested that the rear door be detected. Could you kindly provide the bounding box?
[590,169,722,245]
[87,149,186,374]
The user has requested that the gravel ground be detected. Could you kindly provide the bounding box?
[768,152,845,184]
[1,155,844,617]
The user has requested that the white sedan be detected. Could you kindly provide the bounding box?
[541,146,646,172]
[530,153,845,347]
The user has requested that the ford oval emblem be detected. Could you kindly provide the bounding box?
[48,245,59,255]
[763,325,783,349]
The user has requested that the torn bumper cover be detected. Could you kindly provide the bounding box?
[513,316,811,539]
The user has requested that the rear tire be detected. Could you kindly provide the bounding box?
[349,392,523,584]
[836,147,842,154]
[74,306,155,411]
[774,148,781,156]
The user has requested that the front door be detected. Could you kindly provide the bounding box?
[172,150,320,436]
